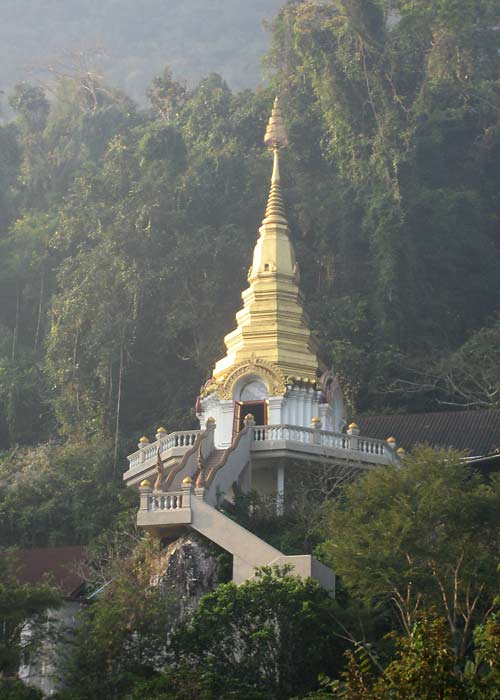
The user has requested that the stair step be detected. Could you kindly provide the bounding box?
[204,449,225,468]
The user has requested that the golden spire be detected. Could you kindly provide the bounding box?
[208,96,319,388]
[263,97,288,224]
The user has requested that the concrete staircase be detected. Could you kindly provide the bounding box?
[134,424,336,591]
[203,449,225,472]
[138,488,335,590]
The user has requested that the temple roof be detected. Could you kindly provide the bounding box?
[7,546,88,599]
[357,409,500,457]
[211,98,319,389]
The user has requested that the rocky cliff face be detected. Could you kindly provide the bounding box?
[151,533,226,619]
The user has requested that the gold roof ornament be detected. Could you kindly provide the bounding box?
[264,97,287,224]
[208,97,319,391]
[386,436,396,444]
[264,96,289,149]
[140,479,152,488]
[139,436,150,444]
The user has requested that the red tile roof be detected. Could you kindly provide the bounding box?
[9,546,88,599]
[357,410,500,457]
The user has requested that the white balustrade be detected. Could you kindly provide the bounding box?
[147,491,189,512]
[252,425,387,457]
[128,430,202,469]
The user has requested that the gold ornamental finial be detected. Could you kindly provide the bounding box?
[264,97,288,149]
[263,97,288,223]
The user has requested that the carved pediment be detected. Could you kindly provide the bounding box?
[202,357,288,400]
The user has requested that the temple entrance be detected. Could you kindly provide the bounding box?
[234,400,268,433]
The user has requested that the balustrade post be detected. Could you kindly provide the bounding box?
[138,436,149,462]
[155,426,167,442]
[182,477,193,502]
[139,480,152,510]
[311,416,322,444]
[386,436,397,452]
[347,422,360,450]
[244,413,256,429]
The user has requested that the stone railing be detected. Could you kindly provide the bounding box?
[253,425,389,457]
[128,430,202,470]
[204,424,254,507]
[140,487,190,512]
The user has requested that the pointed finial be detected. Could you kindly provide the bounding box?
[263,97,288,223]
[264,97,288,149]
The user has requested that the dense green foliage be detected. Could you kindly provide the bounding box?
[321,448,500,658]
[171,568,343,700]
[302,603,500,699]
[0,439,135,548]
[57,566,343,700]
[0,679,44,700]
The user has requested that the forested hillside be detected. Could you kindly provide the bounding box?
[2,1,500,698]
[0,0,282,107]
[2,0,500,455]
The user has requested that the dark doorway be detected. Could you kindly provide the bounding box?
[234,401,267,433]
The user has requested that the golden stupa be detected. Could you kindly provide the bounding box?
[207,98,319,397]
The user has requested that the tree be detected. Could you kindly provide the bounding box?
[146,67,188,122]
[300,611,466,700]
[300,599,500,699]
[321,448,500,659]
[0,678,43,700]
[433,321,500,410]
[124,665,271,700]
[171,568,344,700]
[0,439,135,548]
[466,593,500,699]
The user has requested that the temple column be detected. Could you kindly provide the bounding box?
[268,396,284,425]
[305,387,314,426]
[216,400,235,448]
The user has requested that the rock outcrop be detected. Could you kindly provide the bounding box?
[151,533,225,619]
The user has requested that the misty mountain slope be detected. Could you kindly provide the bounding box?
[0,0,283,106]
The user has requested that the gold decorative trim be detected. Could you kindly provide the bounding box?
[201,358,289,400]
[219,357,288,399]
[200,378,218,398]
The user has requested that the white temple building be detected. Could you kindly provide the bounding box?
[123,98,399,590]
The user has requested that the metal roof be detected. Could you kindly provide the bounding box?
[8,546,88,599]
[357,410,500,457]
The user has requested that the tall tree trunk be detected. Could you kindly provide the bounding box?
[34,266,45,353]
[72,328,80,417]
[11,282,20,362]
[113,344,124,476]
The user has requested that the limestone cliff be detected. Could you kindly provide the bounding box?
[151,533,227,619]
